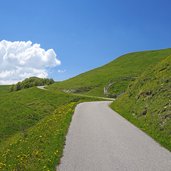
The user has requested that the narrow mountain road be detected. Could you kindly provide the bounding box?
[57,101,171,171]
[37,86,46,90]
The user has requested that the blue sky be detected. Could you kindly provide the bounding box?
[0,0,171,82]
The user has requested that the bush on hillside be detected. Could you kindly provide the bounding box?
[10,77,55,91]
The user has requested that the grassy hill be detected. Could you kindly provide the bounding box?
[49,47,171,151]
[111,55,171,151]
[0,87,73,143]
[50,48,171,97]
[0,86,100,170]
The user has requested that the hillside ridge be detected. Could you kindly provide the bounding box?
[111,55,171,150]
[49,48,171,97]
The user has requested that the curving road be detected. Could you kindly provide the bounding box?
[37,86,46,90]
[57,101,171,171]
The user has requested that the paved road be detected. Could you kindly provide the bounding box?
[62,90,115,101]
[37,86,46,90]
[57,101,171,171]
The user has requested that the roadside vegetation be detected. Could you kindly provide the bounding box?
[0,102,76,170]
[10,77,54,91]
[111,55,171,151]
[0,85,101,170]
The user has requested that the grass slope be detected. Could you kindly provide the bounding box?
[0,87,75,143]
[111,55,171,151]
[50,48,171,97]
[0,102,76,170]
[0,86,102,170]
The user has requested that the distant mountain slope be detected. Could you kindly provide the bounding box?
[111,55,171,150]
[50,48,171,97]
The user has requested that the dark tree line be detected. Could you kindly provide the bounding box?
[10,77,55,91]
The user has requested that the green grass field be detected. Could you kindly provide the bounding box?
[0,86,101,170]
[0,86,74,144]
[0,102,76,171]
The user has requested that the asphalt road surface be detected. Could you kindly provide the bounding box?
[37,86,46,90]
[57,101,171,171]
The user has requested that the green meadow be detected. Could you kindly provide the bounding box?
[0,86,100,170]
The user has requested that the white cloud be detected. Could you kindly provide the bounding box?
[0,40,61,85]
[58,69,66,73]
